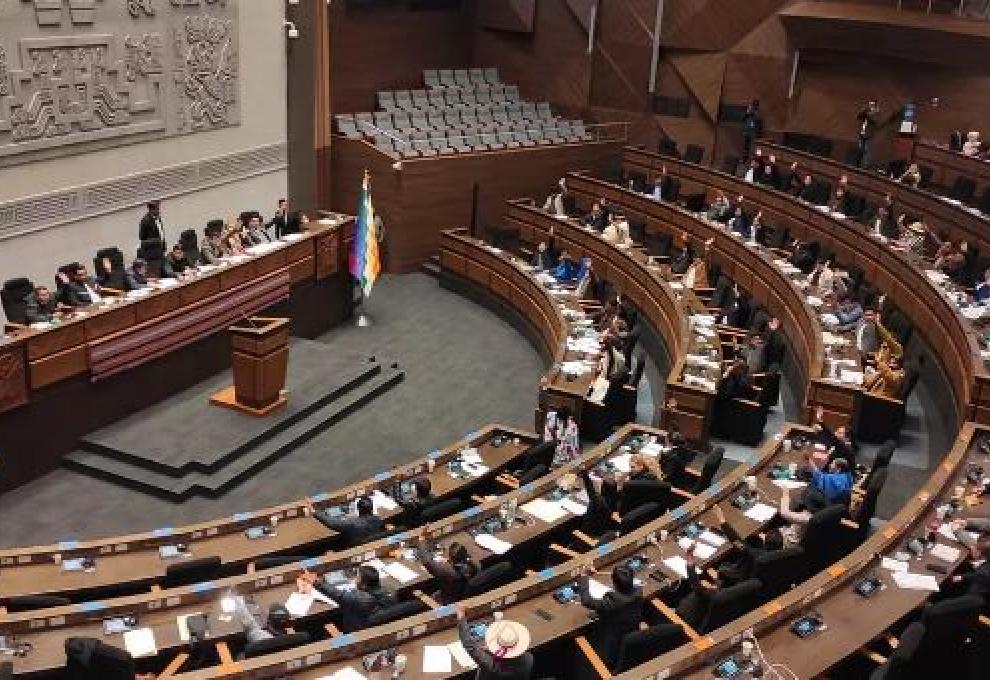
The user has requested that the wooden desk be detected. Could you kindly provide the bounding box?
[0,426,535,603]
[0,222,355,490]
[624,146,989,426]
[913,139,990,199]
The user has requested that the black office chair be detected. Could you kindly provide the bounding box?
[658,137,678,157]
[690,446,724,494]
[799,505,846,576]
[683,144,704,164]
[679,578,762,634]
[93,247,125,290]
[465,561,515,596]
[620,480,672,515]
[253,555,308,571]
[162,556,222,589]
[868,622,925,680]
[242,632,311,659]
[367,599,427,626]
[950,176,976,204]
[515,440,555,476]
[180,229,201,267]
[751,547,805,600]
[65,638,135,680]
[911,595,986,676]
[618,501,664,534]
[2,595,71,612]
[418,497,464,524]
[517,464,548,486]
[614,624,686,672]
[1,277,34,325]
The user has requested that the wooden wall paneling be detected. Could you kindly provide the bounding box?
[476,0,536,32]
[589,0,657,111]
[0,344,29,415]
[660,0,788,51]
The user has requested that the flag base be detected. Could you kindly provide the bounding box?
[355,311,373,327]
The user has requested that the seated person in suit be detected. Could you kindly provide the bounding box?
[763,317,786,370]
[267,198,288,238]
[898,162,922,188]
[789,240,818,274]
[795,454,853,512]
[785,162,804,196]
[728,206,750,239]
[706,191,732,223]
[626,453,660,482]
[200,220,227,265]
[307,495,384,548]
[660,439,692,482]
[652,166,673,201]
[24,286,64,323]
[974,267,990,303]
[455,604,534,680]
[863,343,905,398]
[531,239,555,271]
[716,359,752,402]
[833,295,864,333]
[797,174,819,204]
[234,600,292,644]
[551,250,579,283]
[165,244,191,276]
[868,206,899,240]
[942,536,990,599]
[584,200,609,231]
[756,156,780,188]
[392,476,434,527]
[934,239,968,278]
[244,213,272,245]
[578,563,644,667]
[125,259,149,291]
[58,264,105,307]
[724,289,751,328]
[670,231,693,275]
[950,517,990,560]
[413,525,479,604]
[323,564,396,632]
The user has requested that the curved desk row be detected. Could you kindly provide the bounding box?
[761,140,990,278]
[550,176,827,431]
[912,140,990,208]
[0,426,535,604]
[159,421,811,680]
[623,145,989,426]
[618,423,989,679]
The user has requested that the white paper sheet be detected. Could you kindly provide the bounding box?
[474,533,513,555]
[448,640,478,670]
[938,523,979,545]
[587,578,612,599]
[698,530,727,548]
[384,561,420,584]
[744,502,777,523]
[929,544,962,563]
[880,557,908,573]
[772,480,807,490]
[176,612,204,642]
[692,542,718,560]
[371,489,399,514]
[892,571,940,592]
[462,461,490,478]
[663,556,689,578]
[560,498,588,516]
[123,628,158,658]
[609,452,633,473]
[640,442,665,458]
[284,591,314,617]
[521,498,570,523]
[423,645,453,673]
[460,448,483,464]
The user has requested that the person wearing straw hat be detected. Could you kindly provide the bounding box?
[455,604,533,679]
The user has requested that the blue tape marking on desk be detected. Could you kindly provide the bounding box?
[330,634,356,649]
[58,540,80,551]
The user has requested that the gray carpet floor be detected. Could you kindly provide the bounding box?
[0,273,543,547]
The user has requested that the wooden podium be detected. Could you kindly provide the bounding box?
[210,317,290,416]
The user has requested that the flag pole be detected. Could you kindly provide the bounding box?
[353,168,374,327]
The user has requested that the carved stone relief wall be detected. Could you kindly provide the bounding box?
[0,0,239,165]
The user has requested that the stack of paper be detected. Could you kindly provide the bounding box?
[698,530,726,547]
[744,502,777,523]
[521,498,570,523]
[460,448,483,464]
[609,452,633,474]
[474,533,513,555]
[384,561,420,584]
[462,461,490,478]
[423,645,453,673]
[640,442,665,458]
[284,591,315,617]
[806,296,824,307]
[587,578,612,599]
[938,523,978,544]
[662,555,689,578]
[840,370,865,385]
[820,313,840,326]
[448,640,478,669]
[123,628,158,658]
[371,490,399,514]
[772,479,807,490]
[892,571,940,591]
[880,556,908,573]
[929,544,962,562]
[560,498,588,516]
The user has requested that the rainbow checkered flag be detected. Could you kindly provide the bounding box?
[349,171,381,297]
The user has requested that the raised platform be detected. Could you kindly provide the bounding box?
[63,340,404,500]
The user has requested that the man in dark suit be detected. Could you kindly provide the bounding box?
[670,233,693,275]
[532,239,556,271]
[392,476,434,528]
[741,99,763,162]
[856,100,879,168]
[24,286,62,323]
[322,565,396,633]
[266,199,287,238]
[762,317,787,370]
[583,200,608,231]
[138,200,165,244]
[58,265,103,307]
[578,563,644,667]
[307,496,384,548]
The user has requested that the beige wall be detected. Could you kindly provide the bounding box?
[0,0,288,316]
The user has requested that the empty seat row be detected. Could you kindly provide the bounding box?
[377,85,521,113]
[336,103,559,139]
[370,121,594,159]
[423,67,500,90]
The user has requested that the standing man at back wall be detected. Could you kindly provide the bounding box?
[139,200,166,245]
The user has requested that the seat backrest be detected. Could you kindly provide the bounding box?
[4,594,71,612]
[619,501,664,533]
[752,546,804,593]
[163,555,222,589]
[692,446,724,493]
[918,593,984,647]
[518,463,548,486]
[243,632,311,659]
[684,144,704,164]
[615,624,686,673]
[620,480,671,515]
[700,578,762,633]
[419,497,464,523]
[800,504,846,567]
[869,622,925,680]
[253,555,307,571]
[466,561,514,596]
[951,175,976,202]
[65,638,135,680]
[1,277,34,324]
[367,599,427,627]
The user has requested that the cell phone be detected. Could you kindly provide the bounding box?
[553,585,578,604]
[713,656,743,679]
[681,522,703,539]
[102,617,135,635]
[244,526,269,540]
[790,614,823,638]
[854,576,882,598]
[535,608,553,622]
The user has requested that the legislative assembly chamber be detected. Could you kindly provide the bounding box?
[3,1,990,678]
